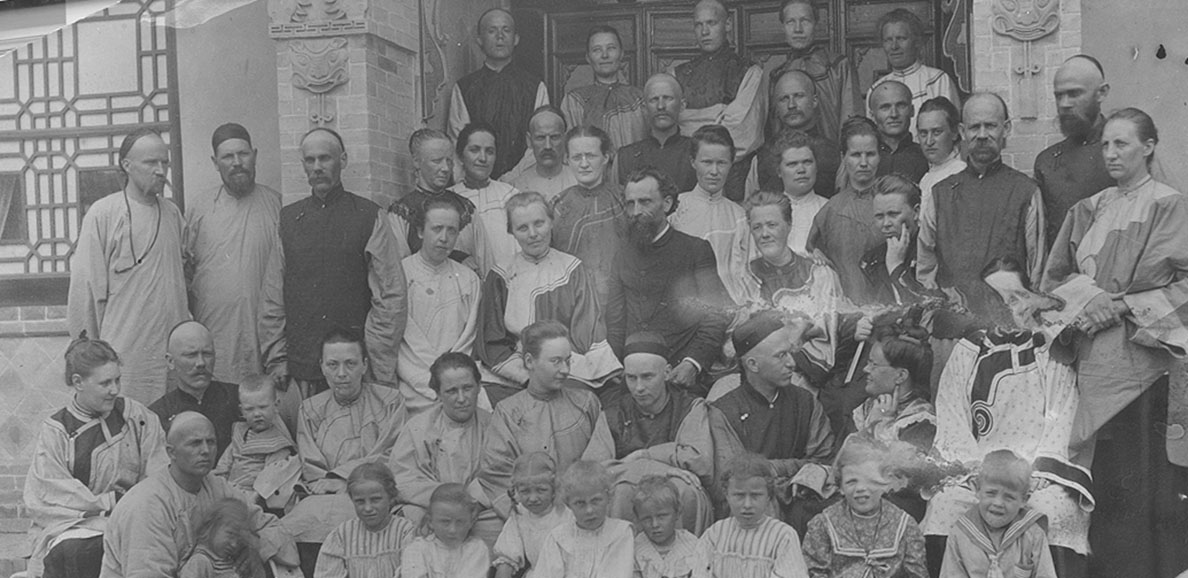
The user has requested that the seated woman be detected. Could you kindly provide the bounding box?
[479,320,615,520]
[922,257,1091,575]
[24,335,167,578]
[475,191,621,398]
[449,122,521,271]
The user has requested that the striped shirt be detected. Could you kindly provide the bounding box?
[694,517,807,578]
[314,516,417,578]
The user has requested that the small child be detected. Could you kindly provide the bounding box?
[694,453,807,578]
[801,437,928,577]
[179,498,266,578]
[492,452,571,578]
[401,483,491,577]
[314,463,417,578]
[534,460,635,578]
[632,475,699,578]
[211,375,298,504]
[940,450,1056,578]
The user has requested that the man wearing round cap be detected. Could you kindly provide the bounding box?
[594,332,715,533]
[709,310,835,525]
[185,122,283,385]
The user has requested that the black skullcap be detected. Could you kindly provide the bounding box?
[623,331,668,359]
[733,310,786,357]
[211,123,252,154]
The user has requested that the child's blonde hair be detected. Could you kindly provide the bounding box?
[511,451,557,488]
[346,462,400,501]
[190,498,263,578]
[832,435,891,485]
[237,373,276,401]
[720,453,776,498]
[630,475,682,517]
[977,449,1032,495]
[559,460,613,500]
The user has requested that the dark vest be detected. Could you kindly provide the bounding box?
[456,63,543,179]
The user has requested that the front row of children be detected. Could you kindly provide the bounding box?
[177,440,1057,578]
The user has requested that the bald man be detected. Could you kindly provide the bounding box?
[1034,54,1114,248]
[149,320,241,460]
[68,129,189,405]
[675,0,767,201]
[506,106,578,200]
[769,0,858,143]
[449,8,549,179]
[748,68,841,199]
[616,73,698,193]
[102,412,297,578]
[867,7,960,136]
[260,128,407,416]
[917,93,1045,320]
[870,80,929,183]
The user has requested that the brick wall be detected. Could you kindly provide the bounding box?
[970,0,1082,174]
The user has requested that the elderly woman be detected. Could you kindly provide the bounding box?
[1041,108,1188,577]
[476,191,621,396]
[24,336,167,578]
[449,122,521,271]
[478,320,615,519]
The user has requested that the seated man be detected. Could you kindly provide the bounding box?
[101,412,298,577]
[149,320,240,461]
[388,353,502,545]
[860,175,933,305]
[594,332,715,533]
[283,329,407,550]
[616,73,698,194]
[607,167,732,394]
[709,311,836,529]
[504,105,578,200]
[26,337,167,578]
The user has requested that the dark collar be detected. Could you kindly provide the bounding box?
[964,158,1005,178]
[309,184,346,207]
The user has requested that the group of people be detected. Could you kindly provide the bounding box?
[22,0,1188,577]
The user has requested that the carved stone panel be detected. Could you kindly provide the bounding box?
[991,0,1060,42]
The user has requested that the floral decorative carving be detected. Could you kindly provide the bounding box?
[991,0,1060,42]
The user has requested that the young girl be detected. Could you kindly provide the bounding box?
[534,460,634,578]
[492,452,571,578]
[801,438,928,578]
[694,454,807,578]
[632,475,699,578]
[179,498,266,578]
[401,483,491,577]
[314,463,417,578]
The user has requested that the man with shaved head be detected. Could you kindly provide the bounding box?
[149,320,241,460]
[869,80,929,183]
[101,412,298,577]
[1034,54,1114,248]
[449,8,549,179]
[747,68,841,199]
[68,129,189,405]
[917,92,1045,320]
[616,73,698,193]
[261,128,407,427]
[769,0,857,143]
[675,0,767,201]
[507,105,578,200]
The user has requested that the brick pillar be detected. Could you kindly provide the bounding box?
[971,0,1082,173]
[270,0,420,207]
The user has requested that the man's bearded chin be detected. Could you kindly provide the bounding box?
[627,216,662,249]
[1059,108,1097,140]
[225,171,255,195]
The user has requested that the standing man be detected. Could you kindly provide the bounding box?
[769,0,857,143]
[869,80,929,183]
[747,69,840,199]
[449,8,549,180]
[185,123,282,384]
[149,320,241,461]
[1034,54,1114,248]
[616,73,698,194]
[675,0,767,202]
[68,129,188,405]
[917,93,1044,320]
[560,25,646,151]
[505,105,577,201]
[260,127,407,411]
[868,8,960,135]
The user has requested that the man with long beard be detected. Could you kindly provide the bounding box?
[605,167,731,394]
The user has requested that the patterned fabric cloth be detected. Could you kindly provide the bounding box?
[313,516,417,578]
[693,516,807,578]
[802,501,928,578]
[634,529,699,578]
[534,518,635,578]
[560,82,647,151]
[401,535,490,578]
[850,395,936,453]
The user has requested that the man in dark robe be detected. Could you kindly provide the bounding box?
[617,73,698,194]
[917,93,1044,321]
[674,0,766,202]
[870,81,928,183]
[149,320,240,461]
[1033,54,1114,249]
[749,69,840,199]
[448,8,549,179]
[768,0,857,144]
[607,167,732,395]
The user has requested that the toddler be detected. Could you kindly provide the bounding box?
[211,375,298,506]
[632,475,698,578]
[314,463,416,578]
[535,460,634,578]
[179,498,266,578]
[402,483,491,577]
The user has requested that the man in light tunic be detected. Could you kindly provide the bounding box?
[867,8,960,137]
[184,123,282,384]
[504,106,579,201]
[68,129,189,405]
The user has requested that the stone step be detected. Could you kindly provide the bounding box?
[0,530,29,578]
